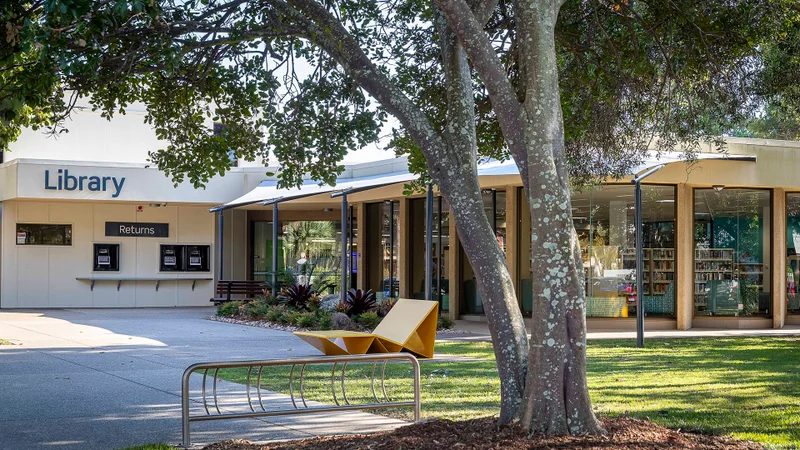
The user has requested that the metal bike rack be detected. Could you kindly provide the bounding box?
[181,353,421,447]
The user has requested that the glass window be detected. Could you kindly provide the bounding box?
[786,193,800,315]
[251,220,341,292]
[570,184,676,318]
[435,198,450,311]
[381,201,400,300]
[481,189,507,253]
[461,190,507,315]
[16,224,72,246]
[694,188,771,317]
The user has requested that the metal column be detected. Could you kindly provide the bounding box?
[491,189,497,235]
[217,211,224,280]
[272,204,279,292]
[341,193,349,303]
[631,164,665,348]
[634,182,645,348]
[388,201,395,299]
[425,184,434,300]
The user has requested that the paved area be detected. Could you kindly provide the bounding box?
[442,319,800,341]
[0,308,406,450]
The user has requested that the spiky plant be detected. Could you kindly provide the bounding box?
[279,283,317,311]
[344,288,377,317]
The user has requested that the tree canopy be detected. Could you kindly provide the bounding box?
[2,1,798,187]
[2,0,799,434]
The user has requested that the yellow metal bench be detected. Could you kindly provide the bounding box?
[294,299,439,358]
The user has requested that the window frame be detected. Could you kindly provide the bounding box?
[15,223,74,247]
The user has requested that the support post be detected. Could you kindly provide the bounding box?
[634,181,645,348]
[425,184,434,300]
[341,193,349,303]
[675,184,694,330]
[217,211,224,281]
[630,164,665,348]
[389,201,396,298]
[272,204,279,293]
[773,188,787,329]
[491,189,497,236]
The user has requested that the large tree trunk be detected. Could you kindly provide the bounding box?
[516,0,603,435]
[288,0,530,424]
[434,9,529,422]
[438,163,529,423]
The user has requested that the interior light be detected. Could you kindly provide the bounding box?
[713,185,725,192]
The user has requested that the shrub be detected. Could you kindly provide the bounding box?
[279,284,317,311]
[254,294,281,307]
[307,295,322,311]
[278,309,299,325]
[242,299,272,319]
[438,315,454,330]
[216,301,243,317]
[377,298,397,317]
[317,310,333,330]
[343,288,377,317]
[265,305,284,322]
[295,311,319,328]
[356,311,382,330]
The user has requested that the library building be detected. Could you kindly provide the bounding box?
[3,104,800,331]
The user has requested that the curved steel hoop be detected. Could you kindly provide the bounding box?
[340,362,350,406]
[381,360,390,402]
[256,366,266,412]
[299,364,308,408]
[331,362,340,406]
[289,364,298,409]
[370,361,379,403]
[202,369,210,415]
[246,366,255,412]
[212,368,221,415]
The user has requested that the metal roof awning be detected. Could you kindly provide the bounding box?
[209,170,419,212]
[209,152,755,212]
[628,152,756,177]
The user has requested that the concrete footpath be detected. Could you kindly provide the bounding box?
[0,308,405,450]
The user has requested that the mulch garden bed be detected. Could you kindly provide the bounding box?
[202,416,761,449]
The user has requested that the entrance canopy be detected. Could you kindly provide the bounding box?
[210,152,755,212]
[209,170,417,212]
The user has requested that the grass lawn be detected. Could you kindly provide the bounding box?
[216,337,800,448]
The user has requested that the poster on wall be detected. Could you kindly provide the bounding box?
[16,232,26,245]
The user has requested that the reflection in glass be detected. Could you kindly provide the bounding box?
[572,185,676,318]
[693,189,771,316]
[786,194,800,315]
[251,220,342,291]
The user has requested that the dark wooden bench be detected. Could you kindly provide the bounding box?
[211,280,265,305]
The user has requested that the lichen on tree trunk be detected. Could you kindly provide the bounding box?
[515,0,604,436]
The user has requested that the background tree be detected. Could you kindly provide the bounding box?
[2,0,798,435]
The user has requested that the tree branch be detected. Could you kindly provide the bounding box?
[433,0,528,174]
[276,0,455,182]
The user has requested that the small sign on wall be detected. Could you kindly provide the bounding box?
[105,222,169,238]
[16,232,27,245]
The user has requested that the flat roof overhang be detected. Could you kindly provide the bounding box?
[209,153,756,212]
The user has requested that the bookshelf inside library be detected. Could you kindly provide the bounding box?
[612,247,675,296]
